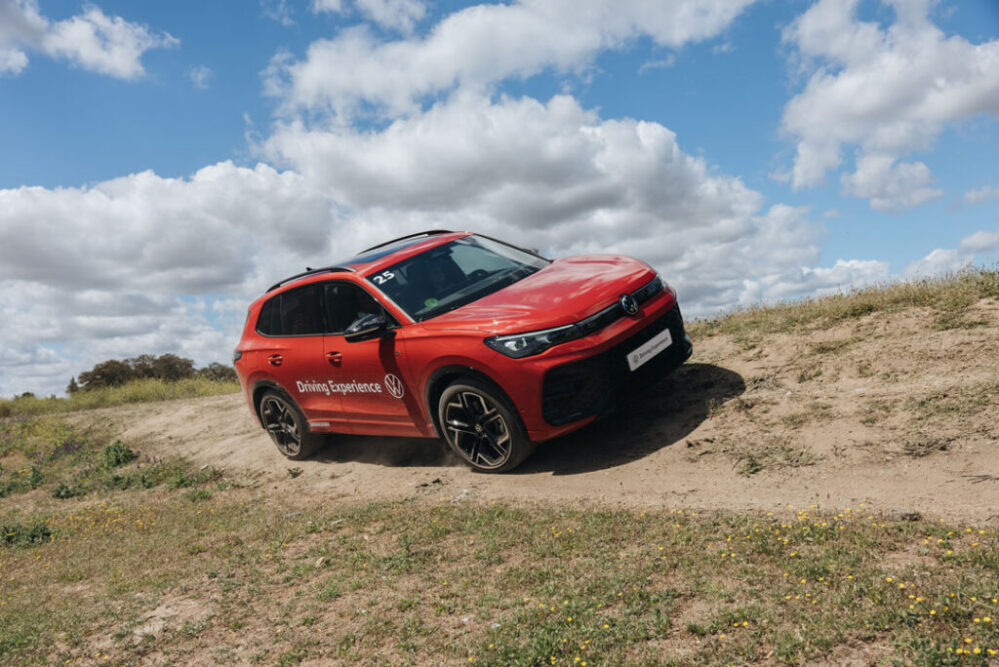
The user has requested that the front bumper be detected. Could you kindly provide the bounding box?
[540,304,692,426]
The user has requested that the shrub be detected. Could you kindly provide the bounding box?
[102,440,134,468]
[1,521,52,547]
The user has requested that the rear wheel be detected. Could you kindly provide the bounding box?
[438,379,534,472]
[258,390,323,460]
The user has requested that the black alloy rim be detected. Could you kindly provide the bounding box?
[260,396,302,457]
[443,391,511,469]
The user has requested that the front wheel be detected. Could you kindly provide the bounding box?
[258,390,324,460]
[438,379,534,472]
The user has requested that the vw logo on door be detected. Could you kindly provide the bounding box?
[619,293,639,316]
[384,373,405,399]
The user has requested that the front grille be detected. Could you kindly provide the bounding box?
[542,304,689,426]
[575,276,664,338]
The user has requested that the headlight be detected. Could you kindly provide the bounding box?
[484,324,580,359]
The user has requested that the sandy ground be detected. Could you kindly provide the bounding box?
[85,300,999,524]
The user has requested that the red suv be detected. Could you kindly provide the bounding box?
[234,231,691,472]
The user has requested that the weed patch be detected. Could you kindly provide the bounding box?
[690,267,999,338]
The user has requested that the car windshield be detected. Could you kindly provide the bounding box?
[367,235,549,321]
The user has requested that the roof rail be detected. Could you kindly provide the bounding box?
[358,229,454,254]
[266,266,356,292]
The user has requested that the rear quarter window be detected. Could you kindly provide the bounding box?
[256,284,324,336]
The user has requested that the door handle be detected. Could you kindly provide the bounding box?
[267,354,283,366]
[326,351,342,365]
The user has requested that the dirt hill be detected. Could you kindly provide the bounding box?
[84,279,999,524]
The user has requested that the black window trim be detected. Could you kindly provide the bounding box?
[255,279,400,338]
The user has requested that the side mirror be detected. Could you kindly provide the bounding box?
[344,313,392,342]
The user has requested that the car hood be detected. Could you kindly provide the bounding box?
[419,255,657,335]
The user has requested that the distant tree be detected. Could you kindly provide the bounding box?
[197,362,238,382]
[78,359,135,390]
[129,354,158,379]
[73,353,233,391]
[151,354,195,381]
[18,392,35,399]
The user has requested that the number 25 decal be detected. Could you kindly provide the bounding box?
[371,270,395,285]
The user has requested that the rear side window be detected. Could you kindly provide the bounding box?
[256,284,324,336]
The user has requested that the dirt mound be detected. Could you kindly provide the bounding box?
[89,299,999,523]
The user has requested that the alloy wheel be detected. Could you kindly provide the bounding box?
[442,390,512,469]
[260,395,302,457]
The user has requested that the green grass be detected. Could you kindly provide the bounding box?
[0,416,995,665]
[1,493,996,665]
[0,377,240,418]
[690,266,999,339]
[0,416,220,501]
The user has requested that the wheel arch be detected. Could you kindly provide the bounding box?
[250,379,291,425]
[423,365,523,439]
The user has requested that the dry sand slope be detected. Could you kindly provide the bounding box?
[94,301,999,523]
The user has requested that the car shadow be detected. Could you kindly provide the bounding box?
[311,430,461,468]
[308,362,743,473]
[514,363,745,476]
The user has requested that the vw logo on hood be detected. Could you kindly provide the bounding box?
[619,293,639,316]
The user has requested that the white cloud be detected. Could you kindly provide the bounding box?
[264,93,837,315]
[268,0,756,115]
[311,0,426,34]
[780,0,999,209]
[0,47,28,74]
[840,153,942,212]
[42,6,178,79]
[261,0,295,27]
[188,64,213,89]
[0,0,176,80]
[2,92,839,395]
[903,248,969,278]
[358,0,426,34]
[638,55,677,74]
[958,230,999,254]
[0,0,47,73]
[764,259,891,302]
[0,162,340,395]
[312,0,344,12]
[965,185,999,205]
[904,228,999,278]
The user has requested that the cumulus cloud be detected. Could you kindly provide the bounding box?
[0,0,46,73]
[0,0,176,80]
[840,153,942,212]
[0,162,339,396]
[4,0,949,398]
[264,92,847,315]
[780,0,999,209]
[267,0,756,115]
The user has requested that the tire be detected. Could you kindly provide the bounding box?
[437,378,535,472]
[258,390,324,460]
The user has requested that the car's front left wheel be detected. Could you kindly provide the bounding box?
[258,390,324,460]
[438,378,534,472]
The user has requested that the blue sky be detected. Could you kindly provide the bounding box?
[1,0,998,396]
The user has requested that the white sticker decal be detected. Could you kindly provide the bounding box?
[296,380,383,395]
[371,270,396,285]
[384,373,405,399]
